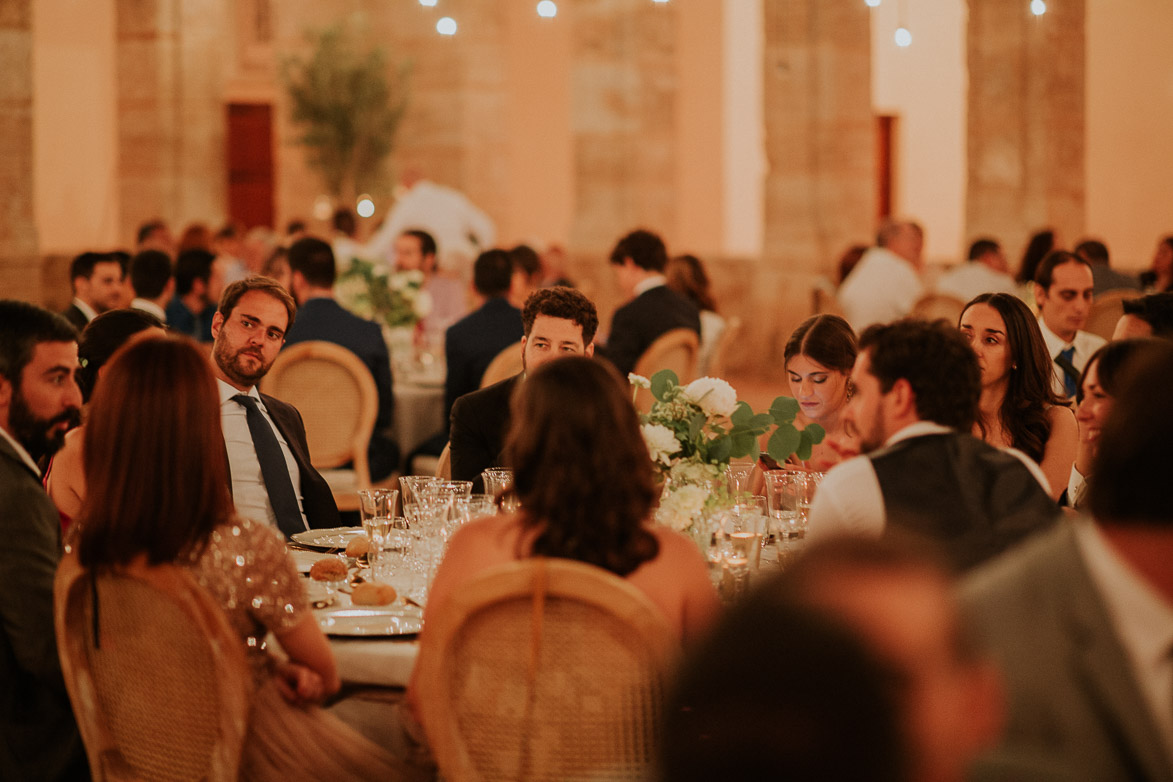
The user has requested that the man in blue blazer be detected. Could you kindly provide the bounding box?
[962,343,1173,782]
[284,238,399,479]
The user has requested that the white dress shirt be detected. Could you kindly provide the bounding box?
[1038,319,1107,398]
[808,421,1051,540]
[70,297,97,323]
[935,262,1019,303]
[217,379,308,532]
[130,298,166,321]
[1075,520,1173,766]
[364,179,496,273]
[837,247,925,331]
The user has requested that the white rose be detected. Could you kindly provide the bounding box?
[641,423,680,465]
[681,377,738,418]
[628,372,652,390]
[657,484,710,531]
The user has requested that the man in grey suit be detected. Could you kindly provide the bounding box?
[962,342,1173,782]
[0,300,88,780]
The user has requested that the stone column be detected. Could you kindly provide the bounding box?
[753,0,873,374]
[116,0,228,244]
[967,0,1085,262]
[0,0,41,303]
[568,0,679,258]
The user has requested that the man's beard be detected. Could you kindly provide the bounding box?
[9,388,81,463]
[213,338,271,388]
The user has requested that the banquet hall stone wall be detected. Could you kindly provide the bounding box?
[0,0,41,303]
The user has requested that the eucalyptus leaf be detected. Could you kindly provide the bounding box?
[729,432,757,459]
[708,436,733,465]
[770,396,800,425]
[651,369,678,401]
[730,401,753,427]
[804,423,826,444]
[795,429,815,461]
[767,425,801,461]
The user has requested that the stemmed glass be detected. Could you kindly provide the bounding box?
[357,488,399,570]
[482,468,519,512]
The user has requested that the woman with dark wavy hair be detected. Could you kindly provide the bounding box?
[418,356,719,643]
[958,293,1077,500]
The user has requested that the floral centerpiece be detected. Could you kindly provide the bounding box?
[335,257,432,329]
[631,369,824,536]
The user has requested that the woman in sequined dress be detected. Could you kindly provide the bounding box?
[69,336,420,781]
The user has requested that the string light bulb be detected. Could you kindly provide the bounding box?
[894,26,912,47]
[537,0,557,18]
[1030,0,1046,15]
[419,0,437,6]
[356,196,375,218]
[436,16,457,35]
[865,0,881,7]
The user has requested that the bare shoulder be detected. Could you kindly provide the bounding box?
[1045,404,1078,438]
[648,525,707,568]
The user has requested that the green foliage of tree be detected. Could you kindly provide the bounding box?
[281,19,411,200]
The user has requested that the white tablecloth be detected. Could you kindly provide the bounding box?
[392,381,444,455]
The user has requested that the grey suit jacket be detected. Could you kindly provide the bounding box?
[0,436,88,780]
[961,523,1173,782]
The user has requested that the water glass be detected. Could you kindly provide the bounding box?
[725,462,756,499]
[482,468,519,512]
[798,471,826,525]
[764,471,806,540]
[720,507,767,571]
[466,494,497,519]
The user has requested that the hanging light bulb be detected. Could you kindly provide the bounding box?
[894,26,912,47]
[537,0,557,18]
[865,0,881,7]
[419,0,437,6]
[356,196,375,219]
[1030,0,1046,15]
[436,16,457,35]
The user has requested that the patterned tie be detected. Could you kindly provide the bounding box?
[232,394,305,537]
[1056,346,1079,398]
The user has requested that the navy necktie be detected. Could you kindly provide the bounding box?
[1055,346,1079,398]
[232,394,305,538]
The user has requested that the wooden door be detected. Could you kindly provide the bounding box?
[227,103,274,229]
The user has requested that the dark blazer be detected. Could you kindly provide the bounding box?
[962,524,1173,782]
[0,437,88,780]
[224,393,342,532]
[165,296,215,342]
[1090,264,1140,296]
[284,298,394,431]
[449,374,521,488]
[444,297,523,420]
[602,284,701,376]
[59,303,89,332]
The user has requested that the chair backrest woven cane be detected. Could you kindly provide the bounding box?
[480,341,524,389]
[632,328,699,413]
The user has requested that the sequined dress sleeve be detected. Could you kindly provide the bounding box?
[188,517,307,678]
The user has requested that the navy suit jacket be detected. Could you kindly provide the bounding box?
[449,374,521,490]
[166,296,215,342]
[284,297,394,431]
[602,284,701,376]
[444,297,523,419]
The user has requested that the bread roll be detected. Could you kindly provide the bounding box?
[309,558,348,582]
[345,537,370,558]
[350,582,397,606]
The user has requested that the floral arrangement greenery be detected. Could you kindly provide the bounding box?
[281,18,411,201]
[631,370,824,532]
[335,258,432,329]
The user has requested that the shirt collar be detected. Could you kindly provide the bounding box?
[72,298,98,322]
[217,377,260,405]
[131,299,167,320]
[1037,317,1072,354]
[0,426,41,478]
[884,420,953,447]
[634,275,667,297]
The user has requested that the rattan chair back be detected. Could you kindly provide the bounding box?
[707,315,742,377]
[435,442,452,479]
[260,340,378,494]
[910,292,967,324]
[633,328,699,412]
[1086,289,1142,340]
[480,341,524,388]
[54,551,250,782]
[415,558,677,782]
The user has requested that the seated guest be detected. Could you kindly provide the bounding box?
[128,248,174,321]
[837,217,925,331]
[449,286,597,486]
[599,228,700,376]
[962,342,1173,781]
[781,314,860,471]
[808,319,1058,571]
[1034,250,1105,400]
[1064,338,1167,511]
[166,247,217,341]
[781,537,1017,782]
[959,293,1077,501]
[135,218,175,255]
[61,250,124,330]
[70,336,416,780]
[283,237,399,481]
[0,301,87,780]
[45,309,165,526]
[394,228,467,335]
[936,238,1018,303]
[444,249,524,418]
[1112,291,1173,340]
[1074,238,1139,295]
[506,243,541,309]
[211,276,341,535]
[663,585,907,782]
[413,357,719,707]
[666,253,726,375]
[1138,234,1173,293]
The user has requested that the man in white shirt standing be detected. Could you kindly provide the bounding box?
[60,251,124,331]
[837,218,925,331]
[808,319,1057,571]
[210,276,340,536]
[1033,250,1106,399]
[936,238,1018,304]
[962,343,1173,781]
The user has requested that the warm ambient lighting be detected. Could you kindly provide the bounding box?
[312,196,332,221]
[864,0,881,7]
[356,196,375,218]
[419,0,437,7]
[436,17,457,35]
[894,27,912,47]
[537,0,557,18]
[1030,0,1047,15]
[652,0,669,4]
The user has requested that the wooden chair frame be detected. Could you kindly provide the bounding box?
[480,340,524,388]
[633,328,700,412]
[1086,289,1142,340]
[415,558,676,782]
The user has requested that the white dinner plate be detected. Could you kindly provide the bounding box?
[290,527,365,551]
[317,607,422,637]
